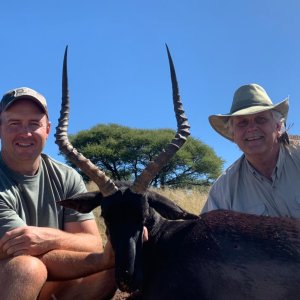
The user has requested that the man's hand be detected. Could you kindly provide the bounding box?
[0,226,57,257]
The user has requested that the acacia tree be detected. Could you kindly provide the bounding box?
[65,123,224,188]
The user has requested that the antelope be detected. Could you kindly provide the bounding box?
[57,46,300,300]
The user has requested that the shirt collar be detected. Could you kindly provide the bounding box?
[244,145,285,183]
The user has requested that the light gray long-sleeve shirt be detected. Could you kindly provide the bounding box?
[201,144,300,218]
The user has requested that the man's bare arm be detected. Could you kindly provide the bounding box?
[0,220,102,257]
[39,241,115,280]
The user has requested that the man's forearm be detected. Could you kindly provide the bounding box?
[53,231,103,253]
[40,249,114,280]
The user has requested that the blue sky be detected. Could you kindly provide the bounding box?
[1,1,300,170]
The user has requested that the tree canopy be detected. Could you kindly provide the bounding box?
[65,123,224,188]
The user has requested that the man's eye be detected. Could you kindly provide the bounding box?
[29,122,41,129]
[9,122,19,127]
[256,117,267,124]
[236,120,248,127]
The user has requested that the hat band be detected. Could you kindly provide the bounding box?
[231,102,271,114]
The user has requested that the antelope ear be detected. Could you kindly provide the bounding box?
[148,194,198,220]
[57,191,103,213]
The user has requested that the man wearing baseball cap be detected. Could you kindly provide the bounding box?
[201,83,300,217]
[0,87,49,116]
[0,87,116,299]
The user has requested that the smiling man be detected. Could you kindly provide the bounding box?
[0,87,116,299]
[201,83,300,217]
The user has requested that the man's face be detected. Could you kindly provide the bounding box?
[0,98,50,167]
[231,110,280,158]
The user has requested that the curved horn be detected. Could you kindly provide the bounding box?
[55,46,118,197]
[131,44,190,194]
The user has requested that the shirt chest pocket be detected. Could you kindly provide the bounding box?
[285,195,300,218]
[243,203,268,216]
[292,195,300,211]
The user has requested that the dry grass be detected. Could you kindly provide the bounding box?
[86,181,209,242]
[152,186,208,215]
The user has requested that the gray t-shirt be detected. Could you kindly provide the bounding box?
[0,153,94,238]
[201,144,300,218]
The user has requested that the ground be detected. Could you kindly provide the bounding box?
[112,289,141,299]
[111,290,131,300]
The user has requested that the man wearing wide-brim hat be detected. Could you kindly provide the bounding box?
[201,83,300,217]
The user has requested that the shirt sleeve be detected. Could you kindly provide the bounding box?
[0,197,26,238]
[200,177,232,214]
[200,157,245,215]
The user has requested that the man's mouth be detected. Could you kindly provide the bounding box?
[16,142,34,147]
[245,136,262,141]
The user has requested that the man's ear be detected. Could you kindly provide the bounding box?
[276,121,282,137]
[46,121,51,135]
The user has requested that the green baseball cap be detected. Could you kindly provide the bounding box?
[0,87,49,117]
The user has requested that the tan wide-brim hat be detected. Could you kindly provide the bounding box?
[209,83,289,141]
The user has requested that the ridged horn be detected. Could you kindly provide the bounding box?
[55,46,119,197]
[131,44,190,194]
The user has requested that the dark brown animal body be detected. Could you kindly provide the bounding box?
[143,211,300,300]
[55,46,300,299]
[61,188,300,300]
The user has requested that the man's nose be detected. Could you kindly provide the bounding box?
[246,119,257,131]
[18,125,32,134]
